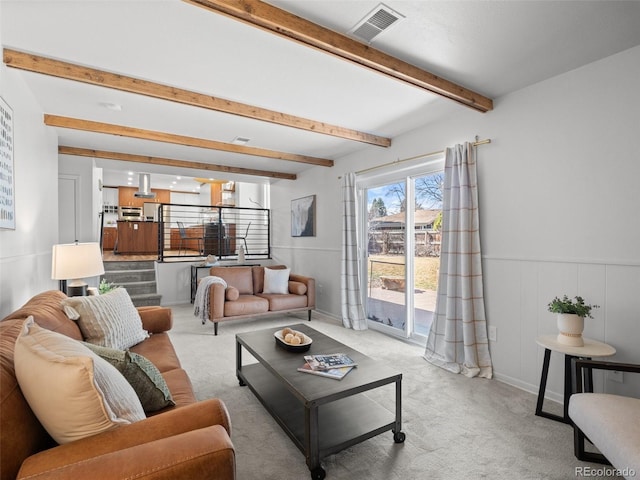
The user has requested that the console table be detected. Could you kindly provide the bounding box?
[535,335,615,424]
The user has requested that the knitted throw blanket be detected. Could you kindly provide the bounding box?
[193,276,227,322]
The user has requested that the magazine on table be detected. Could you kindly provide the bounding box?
[304,353,357,371]
[297,362,354,380]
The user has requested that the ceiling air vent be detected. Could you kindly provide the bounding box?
[350,4,404,43]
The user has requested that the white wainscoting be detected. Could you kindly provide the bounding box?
[483,256,640,401]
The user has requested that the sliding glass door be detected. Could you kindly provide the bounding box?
[361,161,443,343]
[366,181,407,335]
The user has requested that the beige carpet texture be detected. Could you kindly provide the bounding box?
[167,305,620,480]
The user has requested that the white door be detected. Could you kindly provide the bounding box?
[58,175,80,243]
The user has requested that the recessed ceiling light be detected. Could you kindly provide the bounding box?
[99,102,122,111]
[127,182,132,185]
[128,171,134,175]
[176,176,182,180]
[232,136,250,145]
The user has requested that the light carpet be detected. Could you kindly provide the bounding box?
[167,305,619,480]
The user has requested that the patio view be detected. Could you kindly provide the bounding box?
[366,172,443,339]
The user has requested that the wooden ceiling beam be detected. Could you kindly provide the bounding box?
[44,114,334,167]
[58,146,297,180]
[185,0,493,113]
[3,48,390,147]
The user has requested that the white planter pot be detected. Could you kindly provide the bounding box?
[556,313,584,347]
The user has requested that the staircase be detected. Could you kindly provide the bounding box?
[102,261,162,307]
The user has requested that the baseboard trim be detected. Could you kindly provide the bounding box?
[493,372,564,405]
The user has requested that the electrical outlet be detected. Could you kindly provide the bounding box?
[608,370,624,383]
[488,326,497,342]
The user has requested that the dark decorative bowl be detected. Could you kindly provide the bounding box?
[274,329,312,352]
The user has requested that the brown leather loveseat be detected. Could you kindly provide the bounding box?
[0,290,235,480]
[203,265,315,335]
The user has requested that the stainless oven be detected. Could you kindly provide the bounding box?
[118,206,143,221]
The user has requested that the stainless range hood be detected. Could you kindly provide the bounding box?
[134,173,156,198]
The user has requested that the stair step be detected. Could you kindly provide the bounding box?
[104,260,156,271]
[102,260,161,306]
[116,281,157,296]
[103,269,156,283]
[129,293,162,307]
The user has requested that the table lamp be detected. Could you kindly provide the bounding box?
[51,242,105,296]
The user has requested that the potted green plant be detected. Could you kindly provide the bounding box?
[547,295,599,347]
[98,278,118,295]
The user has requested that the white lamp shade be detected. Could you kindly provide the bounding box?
[51,242,105,284]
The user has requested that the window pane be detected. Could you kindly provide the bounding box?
[366,182,406,332]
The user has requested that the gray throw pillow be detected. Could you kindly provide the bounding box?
[82,342,175,413]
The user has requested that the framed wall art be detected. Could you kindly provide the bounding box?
[291,194,316,237]
[0,97,15,230]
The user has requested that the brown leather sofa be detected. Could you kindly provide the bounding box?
[205,265,315,335]
[0,290,235,480]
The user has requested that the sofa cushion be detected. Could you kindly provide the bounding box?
[14,317,145,445]
[2,290,83,341]
[210,266,254,295]
[257,293,308,311]
[225,286,240,301]
[224,295,269,317]
[569,393,640,473]
[263,267,291,294]
[82,343,175,413]
[156,368,198,412]
[129,332,182,374]
[288,281,307,295]
[62,288,149,350]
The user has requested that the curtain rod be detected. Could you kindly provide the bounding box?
[343,137,491,178]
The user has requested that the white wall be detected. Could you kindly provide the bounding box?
[0,7,60,317]
[271,45,640,399]
[58,154,102,243]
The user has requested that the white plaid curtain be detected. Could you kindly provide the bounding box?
[340,172,367,330]
[424,143,493,378]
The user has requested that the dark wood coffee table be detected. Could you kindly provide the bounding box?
[236,323,404,480]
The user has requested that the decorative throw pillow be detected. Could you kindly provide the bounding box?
[225,286,240,301]
[288,281,307,295]
[62,288,149,349]
[82,343,175,412]
[263,267,291,294]
[14,317,145,445]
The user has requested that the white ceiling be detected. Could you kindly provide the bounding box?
[2,0,640,191]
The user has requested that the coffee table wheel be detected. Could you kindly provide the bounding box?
[393,431,406,443]
[310,467,326,480]
[238,377,246,387]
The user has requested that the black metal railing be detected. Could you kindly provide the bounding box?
[158,203,270,261]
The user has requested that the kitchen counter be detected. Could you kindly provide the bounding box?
[115,220,158,254]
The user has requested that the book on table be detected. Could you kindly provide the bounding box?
[297,362,354,380]
[304,353,357,371]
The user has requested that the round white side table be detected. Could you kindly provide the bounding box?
[535,335,616,424]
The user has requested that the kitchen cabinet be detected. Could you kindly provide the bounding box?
[118,187,171,208]
[102,227,117,250]
[210,183,223,206]
[115,221,158,254]
[102,187,119,213]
